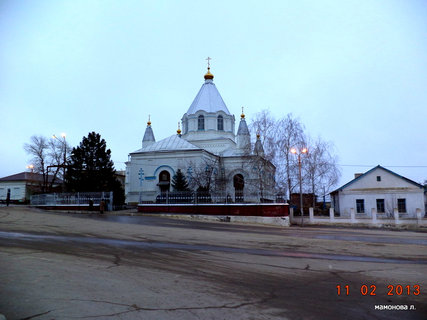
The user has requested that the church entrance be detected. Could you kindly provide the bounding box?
[158,170,171,194]
[233,174,244,203]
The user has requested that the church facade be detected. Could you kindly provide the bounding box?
[125,67,275,204]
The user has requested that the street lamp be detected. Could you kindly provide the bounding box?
[290,147,308,226]
[53,133,67,189]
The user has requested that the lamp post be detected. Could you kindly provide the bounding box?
[290,147,308,226]
[53,133,67,190]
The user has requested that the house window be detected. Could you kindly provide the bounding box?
[376,199,385,213]
[397,198,406,213]
[198,115,204,130]
[217,115,224,131]
[376,176,381,181]
[356,199,365,213]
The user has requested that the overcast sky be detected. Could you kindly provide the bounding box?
[1,0,426,187]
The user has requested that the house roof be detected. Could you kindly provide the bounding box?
[331,165,423,194]
[132,134,202,153]
[0,172,62,183]
[185,74,231,115]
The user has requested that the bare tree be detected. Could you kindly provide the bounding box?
[304,136,341,208]
[249,110,277,162]
[245,154,276,201]
[24,136,49,192]
[186,156,221,193]
[250,111,303,198]
[250,110,341,206]
[24,135,70,193]
[274,114,306,202]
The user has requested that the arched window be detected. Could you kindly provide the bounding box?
[158,170,171,193]
[217,115,224,131]
[198,115,205,131]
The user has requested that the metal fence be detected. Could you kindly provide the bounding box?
[31,191,113,211]
[145,191,283,204]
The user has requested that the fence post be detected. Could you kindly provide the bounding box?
[371,208,377,223]
[416,208,422,223]
[309,207,314,222]
[329,208,335,221]
[350,208,355,223]
[393,208,399,224]
[290,207,294,222]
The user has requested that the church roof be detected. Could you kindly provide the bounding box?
[237,117,250,135]
[254,135,264,155]
[142,125,155,142]
[186,73,231,115]
[132,134,201,153]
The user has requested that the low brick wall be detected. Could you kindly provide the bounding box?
[138,203,289,217]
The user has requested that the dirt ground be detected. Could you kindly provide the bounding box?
[0,206,426,320]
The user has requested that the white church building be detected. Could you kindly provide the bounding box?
[125,66,275,204]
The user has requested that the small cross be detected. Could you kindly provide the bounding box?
[138,168,145,186]
[206,57,212,68]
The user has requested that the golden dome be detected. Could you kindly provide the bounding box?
[177,122,182,135]
[204,67,214,80]
[147,115,151,126]
[241,106,245,119]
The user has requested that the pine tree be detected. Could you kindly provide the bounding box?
[65,132,125,204]
[171,169,189,191]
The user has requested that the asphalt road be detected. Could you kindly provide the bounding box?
[0,206,426,320]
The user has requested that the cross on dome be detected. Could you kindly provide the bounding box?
[204,57,214,80]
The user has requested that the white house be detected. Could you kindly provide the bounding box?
[125,66,275,204]
[331,165,425,218]
[0,172,62,203]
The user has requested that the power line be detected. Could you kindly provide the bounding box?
[339,164,427,168]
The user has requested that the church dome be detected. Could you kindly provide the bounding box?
[185,68,231,115]
[204,67,214,80]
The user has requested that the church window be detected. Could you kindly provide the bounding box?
[217,115,224,131]
[158,170,171,193]
[198,115,205,131]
